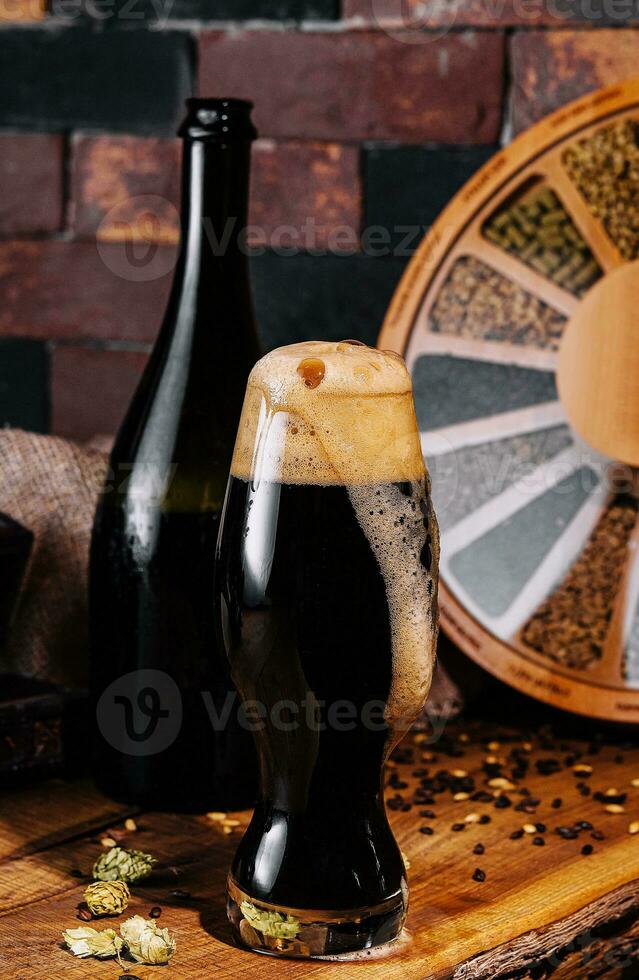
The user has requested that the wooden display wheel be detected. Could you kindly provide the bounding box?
[379,79,639,723]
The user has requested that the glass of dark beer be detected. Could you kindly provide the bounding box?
[215,340,439,959]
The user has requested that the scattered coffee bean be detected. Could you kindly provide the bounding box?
[603,790,627,805]
[452,823,466,832]
[420,826,434,835]
[479,815,491,825]
[472,868,486,883]
[551,798,562,809]
[510,829,524,840]
[77,905,92,922]
[578,820,593,830]
[420,810,436,819]
[473,791,494,803]
[532,836,545,846]
[557,827,578,840]
[535,823,547,833]
[591,830,605,841]
[150,906,162,918]
[581,844,594,856]
[494,795,512,809]
[473,843,485,855]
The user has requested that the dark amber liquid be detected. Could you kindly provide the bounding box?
[215,476,432,912]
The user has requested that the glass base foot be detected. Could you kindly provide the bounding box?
[227,876,407,959]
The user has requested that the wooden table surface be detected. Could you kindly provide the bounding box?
[2,717,639,979]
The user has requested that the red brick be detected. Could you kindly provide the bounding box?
[510,30,639,133]
[198,30,505,143]
[51,346,148,442]
[70,134,181,243]
[0,241,174,343]
[71,134,361,251]
[252,139,360,250]
[0,134,63,234]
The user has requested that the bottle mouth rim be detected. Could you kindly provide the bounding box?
[179,98,257,140]
[185,97,254,111]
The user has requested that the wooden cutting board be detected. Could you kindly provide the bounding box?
[2,718,639,979]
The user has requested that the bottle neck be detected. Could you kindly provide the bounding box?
[177,136,251,285]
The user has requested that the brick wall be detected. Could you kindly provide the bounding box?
[0,2,636,441]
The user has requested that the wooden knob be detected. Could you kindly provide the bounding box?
[557,260,639,466]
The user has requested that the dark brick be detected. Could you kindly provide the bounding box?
[79,0,339,23]
[51,345,148,441]
[510,30,639,134]
[0,340,48,432]
[0,28,193,133]
[0,134,64,235]
[71,134,361,251]
[199,30,504,143]
[251,253,407,350]
[345,0,639,26]
[364,145,496,248]
[0,241,174,343]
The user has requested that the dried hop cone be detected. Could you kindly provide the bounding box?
[120,915,177,965]
[240,901,301,940]
[84,880,130,917]
[63,926,124,960]
[92,846,156,884]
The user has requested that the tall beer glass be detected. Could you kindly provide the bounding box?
[215,341,439,958]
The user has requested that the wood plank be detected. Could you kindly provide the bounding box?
[0,811,240,916]
[2,722,639,978]
[0,779,137,860]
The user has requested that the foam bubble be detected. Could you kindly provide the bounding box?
[349,477,439,729]
[231,341,425,487]
[231,340,439,730]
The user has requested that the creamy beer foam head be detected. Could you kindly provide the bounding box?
[231,341,426,486]
[231,340,440,732]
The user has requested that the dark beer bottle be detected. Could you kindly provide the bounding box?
[89,99,260,811]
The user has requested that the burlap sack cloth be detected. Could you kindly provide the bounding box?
[0,429,107,689]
